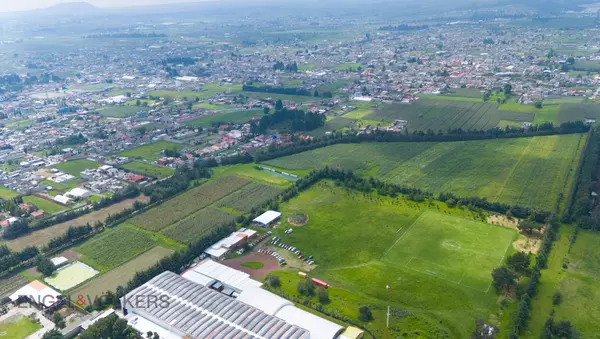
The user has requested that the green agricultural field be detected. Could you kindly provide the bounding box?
[216,183,283,213]
[498,103,560,124]
[120,161,174,179]
[69,246,173,302]
[308,117,355,136]
[524,227,600,338]
[131,176,249,231]
[193,102,233,110]
[116,141,183,161]
[212,163,298,187]
[264,134,586,211]
[23,196,66,214]
[0,187,20,199]
[52,159,100,176]
[76,226,156,271]
[241,91,319,103]
[342,101,378,119]
[150,84,243,100]
[558,103,600,123]
[335,62,364,71]
[185,109,263,127]
[269,181,516,338]
[162,207,237,244]
[97,105,143,117]
[368,101,533,131]
[0,274,27,298]
[0,315,42,339]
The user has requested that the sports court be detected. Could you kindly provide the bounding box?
[382,211,515,292]
[45,261,99,291]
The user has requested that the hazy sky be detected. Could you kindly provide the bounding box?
[0,0,206,12]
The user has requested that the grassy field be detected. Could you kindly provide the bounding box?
[185,109,263,127]
[150,84,243,100]
[69,246,173,301]
[240,91,319,103]
[267,181,515,338]
[342,101,378,119]
[308,117,355,135]
[22,196,66,214]
[162,207,237,244]
[524,227,600,338]
[75,226,156,271]
[558,103,600,123]
[211,163,298,187]
[366,101,534,131]
[97,105,143,117]
[498,103,560,124]
[6,196,150,252]
[216,183,283,213]
[0,315,42,339]
[335,62,364,71]
[120,161,174,179]
[264,134,586,211]
[0,187,20,199]
[130,176,249,232]
[52,159,100,177]
[116,141,183,161]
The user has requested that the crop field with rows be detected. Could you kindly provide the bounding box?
[76,226,156,271]
[162,207,237,244]
[131,176,249,231]
[264,133,586,210]
[216,183,283,213]
[366,101,533,131]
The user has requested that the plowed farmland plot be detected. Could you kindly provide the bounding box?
[216,184,283,213]
[367,101,533,131]
[264,134,586,210]
[162,207,237,244]
[131,176,249,231]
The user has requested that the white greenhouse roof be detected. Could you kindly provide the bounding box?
[253,210,281,225]
[192,259,262,291]
[237,287,293,316]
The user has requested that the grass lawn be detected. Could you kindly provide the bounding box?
[0,315,42,339]
[97,105,143,117]
[120,161,174,179]
[23,196,66,214]
[267,181,515,338]
[75,226,156,272]
[335,62,364,71]
[342,101,378,119]
[52,159,100,177]
[185,109,263,128]
[150,84,243,100]
[0,187,20,199]
[117,141,183,161]
[240,261,265,269]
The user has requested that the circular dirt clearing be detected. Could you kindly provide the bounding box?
[222,253,279,280]
[240,261,265,269]
[288,213,309,226]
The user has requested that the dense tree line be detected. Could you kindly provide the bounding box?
[242,84,311,96]
[141,163,211,203]
[0,245,39,274]
[93,185,140,210]
[79,314,138,339]
[273,61,298,72]
[253,121,590,162]
[43,225,94,252]
[254,106,326,133]
[379,24,429,31]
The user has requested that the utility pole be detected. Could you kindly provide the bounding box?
[386,285,391,339]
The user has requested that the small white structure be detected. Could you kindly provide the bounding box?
[54,194,72,205]
[50,256,68,267]
[252,210,281,227]
[66,187,91,199]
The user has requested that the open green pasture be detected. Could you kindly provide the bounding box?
[97,105,143,117]
[116,141,183,161]
[150,84,242,99]
[270,181,515,338]
[558,103,600,123]
[120,161,174,179]
[185,109,263,127]
[367,101,533,131]
[52,159,100,176]
[0,315,42,339]
[22,196,66,214]
[264,134,586,210]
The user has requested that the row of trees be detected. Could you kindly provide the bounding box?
[242,84,311,96]
[273,61,298,72]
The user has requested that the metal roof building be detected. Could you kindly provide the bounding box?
[182,259,263,292]
[252,211,281,227]
[122,271,310,339]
